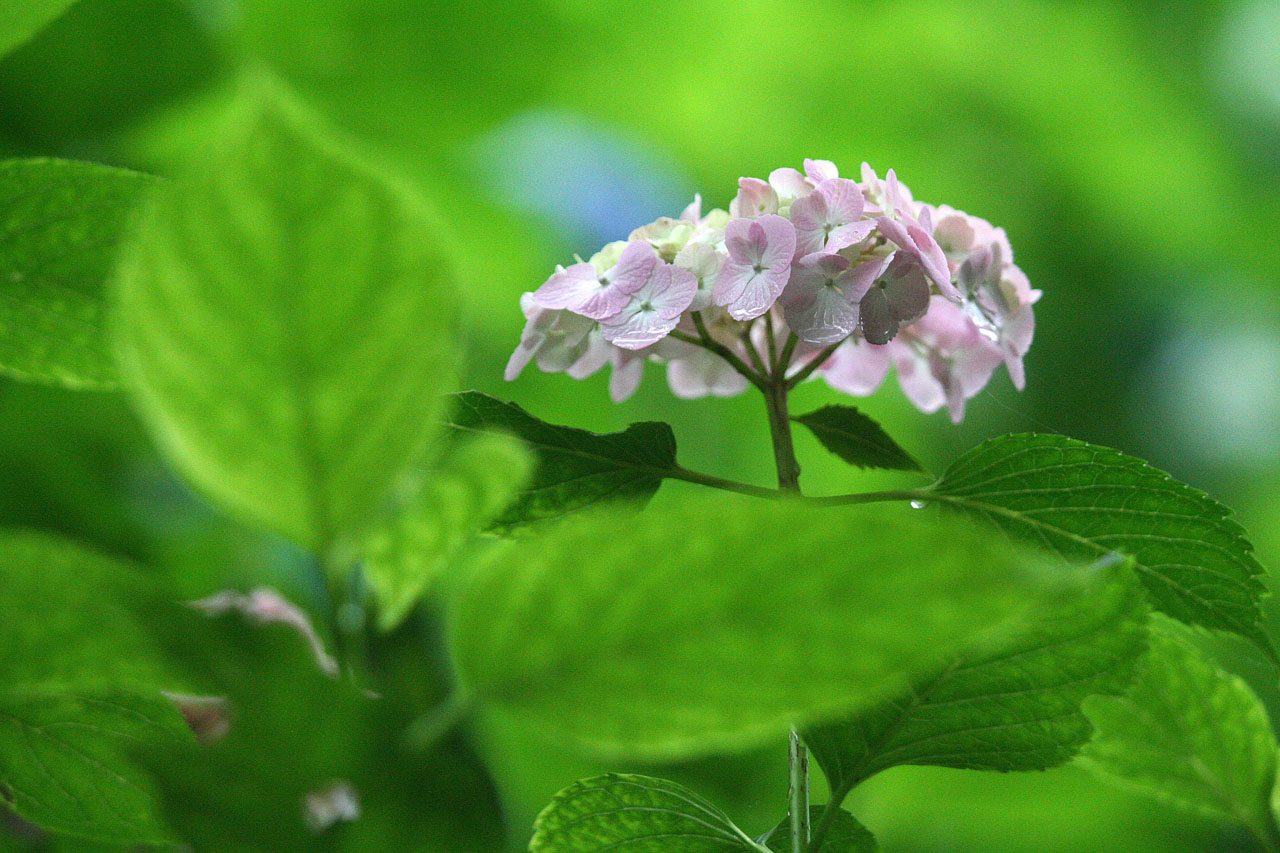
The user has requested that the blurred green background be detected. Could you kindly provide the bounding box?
[2,0,1280,849]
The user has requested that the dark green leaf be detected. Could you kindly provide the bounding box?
[113,77,459,550]
[446,391,678,530]
[792,405,922,472]
[765,806,876,852]
[451,491,1095,761]
[805,557,1148,791]
[1079,615,1280,841]
[0,0,78,57]
[361,433,532,630]
[0,159,155,389]
[927,433,1273,656]
[530,773,765,852]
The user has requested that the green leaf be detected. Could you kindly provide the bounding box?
[0,159,155,390]
[804,557,1148,792]
[765,806,877,852]
[113,78,459,550]
[530,773,766,852]
[792,405,923,473]
[361,433,533,631]
[450,491,1093,761]
[1078,615,1280,842]
[0,531,191,844]
[446,391,678,530]
[926,433,1273,656]
[0,687,189,845]
[0,530,171,686]
[0,0,77,57]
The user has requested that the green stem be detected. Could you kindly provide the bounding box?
[789,727,810,853]
[671,323,768,391]
[740,324,771,378]
[764,313,779,371]
[405,691,475,751]
[805,781,854,853]
[786,341,843,390]
[664,466,783,500]
[764,380,802,493]
[777,332,799,377]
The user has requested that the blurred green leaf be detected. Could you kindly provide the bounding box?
[793,405,922,473]
[530,773,767,852]
[451,492,1092,762]
[1079,615,1280,845]
[446,391,678,530]
[0,687,188,846]
[0,0,77,58]
[0,159,153,390]
[765,806,877,852]
[805,557,1147,793]
[0,531,192,844]
[926,434,1273,657]
[0,530,170,686]
[112,77,459,551]
[361,433,533,631]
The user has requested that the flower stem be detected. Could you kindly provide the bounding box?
[764,379,802,493]
[789,727,810,853]
[786,341,842,390]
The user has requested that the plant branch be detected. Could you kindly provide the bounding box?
[764,313,779,372]
[805,779,855,853]
[664,466,784,500]
[739,324,771,378]
[786,341,842,390]
[670,318,769,391]
[777,332,799,378]
[789,727,810,853]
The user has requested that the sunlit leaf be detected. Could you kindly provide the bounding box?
[113,78,458,550]
[805,557,1147,792]
[0,159,154,389]
[451,492,1091,761]
[1079,615,1280,843]
[446,391,678,530]
[530,773,766,852]
[927,434,1273,657]
[0,0,78,57]
[361,433,533,631]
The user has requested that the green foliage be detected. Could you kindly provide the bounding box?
[0,159,154,390]
[792,405,923,473]
[529,773,767,852]
[112,78,459,550]
[0,531,190,844]
[139,604,507,852]
[0,0,78,58]
[926,434,1272,656]
[447,391,678,530]
[450,491,1093,762]
[804,557,1148,791]
[765,807,877,852]
[0,687,188,845]
[361,433,533,630]
[1079,615,1280,844]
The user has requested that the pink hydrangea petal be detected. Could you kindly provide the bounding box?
[531,263,600,310]
[823,218,876,254]
[667,350,750,399]
[788,285,859,345]
[609,350,646,401]
[768,167,812,201]
[566,332,612,379]
[804,158,839,182]
[754,214,797,269]
[822,338,893,395]
[680,193,702,222]
[859,287,898,345]
[728,177,778,219]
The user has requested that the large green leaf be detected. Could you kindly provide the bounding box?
[530,774,767,852]
[792,405,922,473]
[446,391,679,530]
[765,807,877,852]
[0,0,78,57]
[1079,615,1280,844]
[450,492,1090,761]
[0,687,188,845]
[113,79,458,550]
[926,433,1272,656]
[0,531,190,844]
[0,159,155,389]
[361,433,532,631]
[804,557,1147,793]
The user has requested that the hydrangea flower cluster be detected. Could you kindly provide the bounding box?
[506,160,1039,422]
